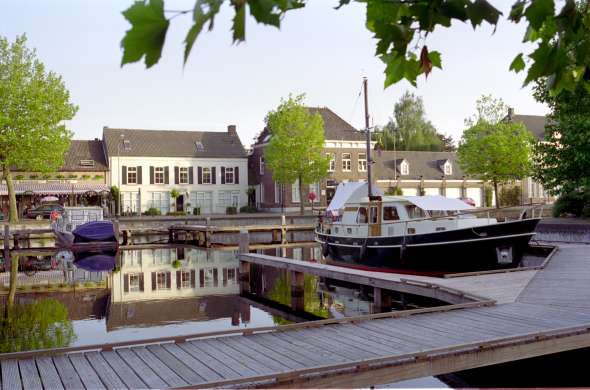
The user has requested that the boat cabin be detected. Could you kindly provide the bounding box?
[323,182,491,238]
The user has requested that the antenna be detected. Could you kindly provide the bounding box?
[363,77,372,198]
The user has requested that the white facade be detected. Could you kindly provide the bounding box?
[109,156,248,215]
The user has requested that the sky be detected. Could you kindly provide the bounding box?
[3,0,548,147]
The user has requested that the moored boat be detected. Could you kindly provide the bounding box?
[315,182,542,273]
[73,220,116,243]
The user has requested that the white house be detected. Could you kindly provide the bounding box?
[103,126,249,215]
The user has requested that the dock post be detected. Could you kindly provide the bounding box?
[291,270,305,312]
[281,215,287,244]
[239,230,250,294]
[205,217,212,248]
[373,287,392,313]
[113,219,120,244]
[3,225,9,260]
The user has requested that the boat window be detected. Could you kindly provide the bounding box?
[405,205,427,219]
[430,210,448,218]
[357,207,368,224]
[383,206,400,221]
[370,206,378,224]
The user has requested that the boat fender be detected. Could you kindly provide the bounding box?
[359,240,367,259]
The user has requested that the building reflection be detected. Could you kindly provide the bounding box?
[107,247,247,331]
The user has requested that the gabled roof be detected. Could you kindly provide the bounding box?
[62,140,109,171]
[508,114,547,141]
[103,127,247,159]
[254,106,363,145]
[373,151,468,180]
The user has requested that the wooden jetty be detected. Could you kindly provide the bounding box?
[1,244,590,388]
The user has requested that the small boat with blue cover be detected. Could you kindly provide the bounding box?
[73,221,116,243]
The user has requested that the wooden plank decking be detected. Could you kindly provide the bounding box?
[1,244,589,389]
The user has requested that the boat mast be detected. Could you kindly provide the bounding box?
[363,77,372,198]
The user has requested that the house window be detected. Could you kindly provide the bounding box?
[342,153,351,171]
[190,191,213,213]
[274,182,282,204]
[358,153,367,172]
[328,153,335,172]
[180,270,191,288]
[128,273,141,292]
[152,248,173,265]
[149,192,170,214]
[127,167,137,184]
[154,167,164,184]
[291,179,300,203]
[225,167,234,184]
[202,167,211,184]
[156,272,170,290]
[400,161,409,175]
[179,167,189,184]
[444,162,452,175]
[260,156,265,175]
[121,191,140,214]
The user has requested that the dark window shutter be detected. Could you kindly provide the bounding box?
[151,272,156,290]
[221,167,226,184]
[122,166,127,185]
[150,166,154,184]
[124,274,129,292]
[191,270,196,288]
[139,273,144,292]
[223,268,228,287]
[197,167,202,184]
[174,167,179,184]
[166,272,171,289]
[189,167,194,184]
[211,167,216,184]
[199,270,204,287]
[164,166,169,184]
[137,166,142,184]
[235,166,239,184]
[176,270,181,289]
[213,268,219,287]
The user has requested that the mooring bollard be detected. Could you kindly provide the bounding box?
[239,230,250,294]
[373,287,392,313]
[291,270,305,312]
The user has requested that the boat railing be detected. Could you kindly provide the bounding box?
[317,203,546,234]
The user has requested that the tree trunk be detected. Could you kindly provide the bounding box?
[7,254,18,312]
[298,175,304,216]
[494,180,500,209]
[2,166,18,223]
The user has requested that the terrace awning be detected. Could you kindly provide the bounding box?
[0,181,110,196]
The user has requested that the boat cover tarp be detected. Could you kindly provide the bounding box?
[73,221,116,243]
[327,182,383,212]
[405,195,473,211]
[74,253,115,272]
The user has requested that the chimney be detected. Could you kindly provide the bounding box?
[227,125,237,135]
[507,107,514,120]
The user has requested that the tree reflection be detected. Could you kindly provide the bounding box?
[267,273,329,324]
[0,298,75,353]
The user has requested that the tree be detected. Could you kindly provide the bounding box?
[532,82,590,196]
[119,0,590,95]
[0,35,77,222]
[375,92,451,152]
[265,95,329,215]
[458,96,534,208]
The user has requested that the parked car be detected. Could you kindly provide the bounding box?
[25,203,65,219]
[459,197,476,207]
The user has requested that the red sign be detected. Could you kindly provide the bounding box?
[308,192,317,202]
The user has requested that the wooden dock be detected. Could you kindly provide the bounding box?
[1,244,590,388]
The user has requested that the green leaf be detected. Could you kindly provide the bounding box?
[509,53,525,73]
[524,0,555,30]
[249,0,281,27]
[184,0,223,64]
[465,0,502,28]
[232,2,246,42]
[121,0,169,67]
[428,50,442,69]
[509,0,526,22]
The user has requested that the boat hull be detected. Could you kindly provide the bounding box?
[316,218,541,273]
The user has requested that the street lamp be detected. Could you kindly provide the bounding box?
[117,134,124,216]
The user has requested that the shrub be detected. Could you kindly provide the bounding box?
[385,187,403,196]
[484,186,493,207]
[167,211,187,216]
[499,186,521,207]
[57,282,68,288]
[94,175,104,180]
[144,207,161,216]
[192,207,201,215]
[240,205,257,213]
[29,174,38,180]
[55,174,65,179]
[68,174,77,179]
[81,174,91,180]
[31,285,42,290]
[226,206,237,215]
[15,174,25,180]
[41,174,51,180]
[172,259,181,269]
[553,189,590,217]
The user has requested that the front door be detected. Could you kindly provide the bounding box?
[176,195,184,212]
[369,201,382,236]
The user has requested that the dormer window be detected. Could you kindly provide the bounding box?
[79,160,95,167]
[195,141,204,152]
[400,160,409,175]
[260,156,265,175]
[123,139,131,151]
[443,161,452,175]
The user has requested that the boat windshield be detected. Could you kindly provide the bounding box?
[405,204,428,219]
[383,206,400,221]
